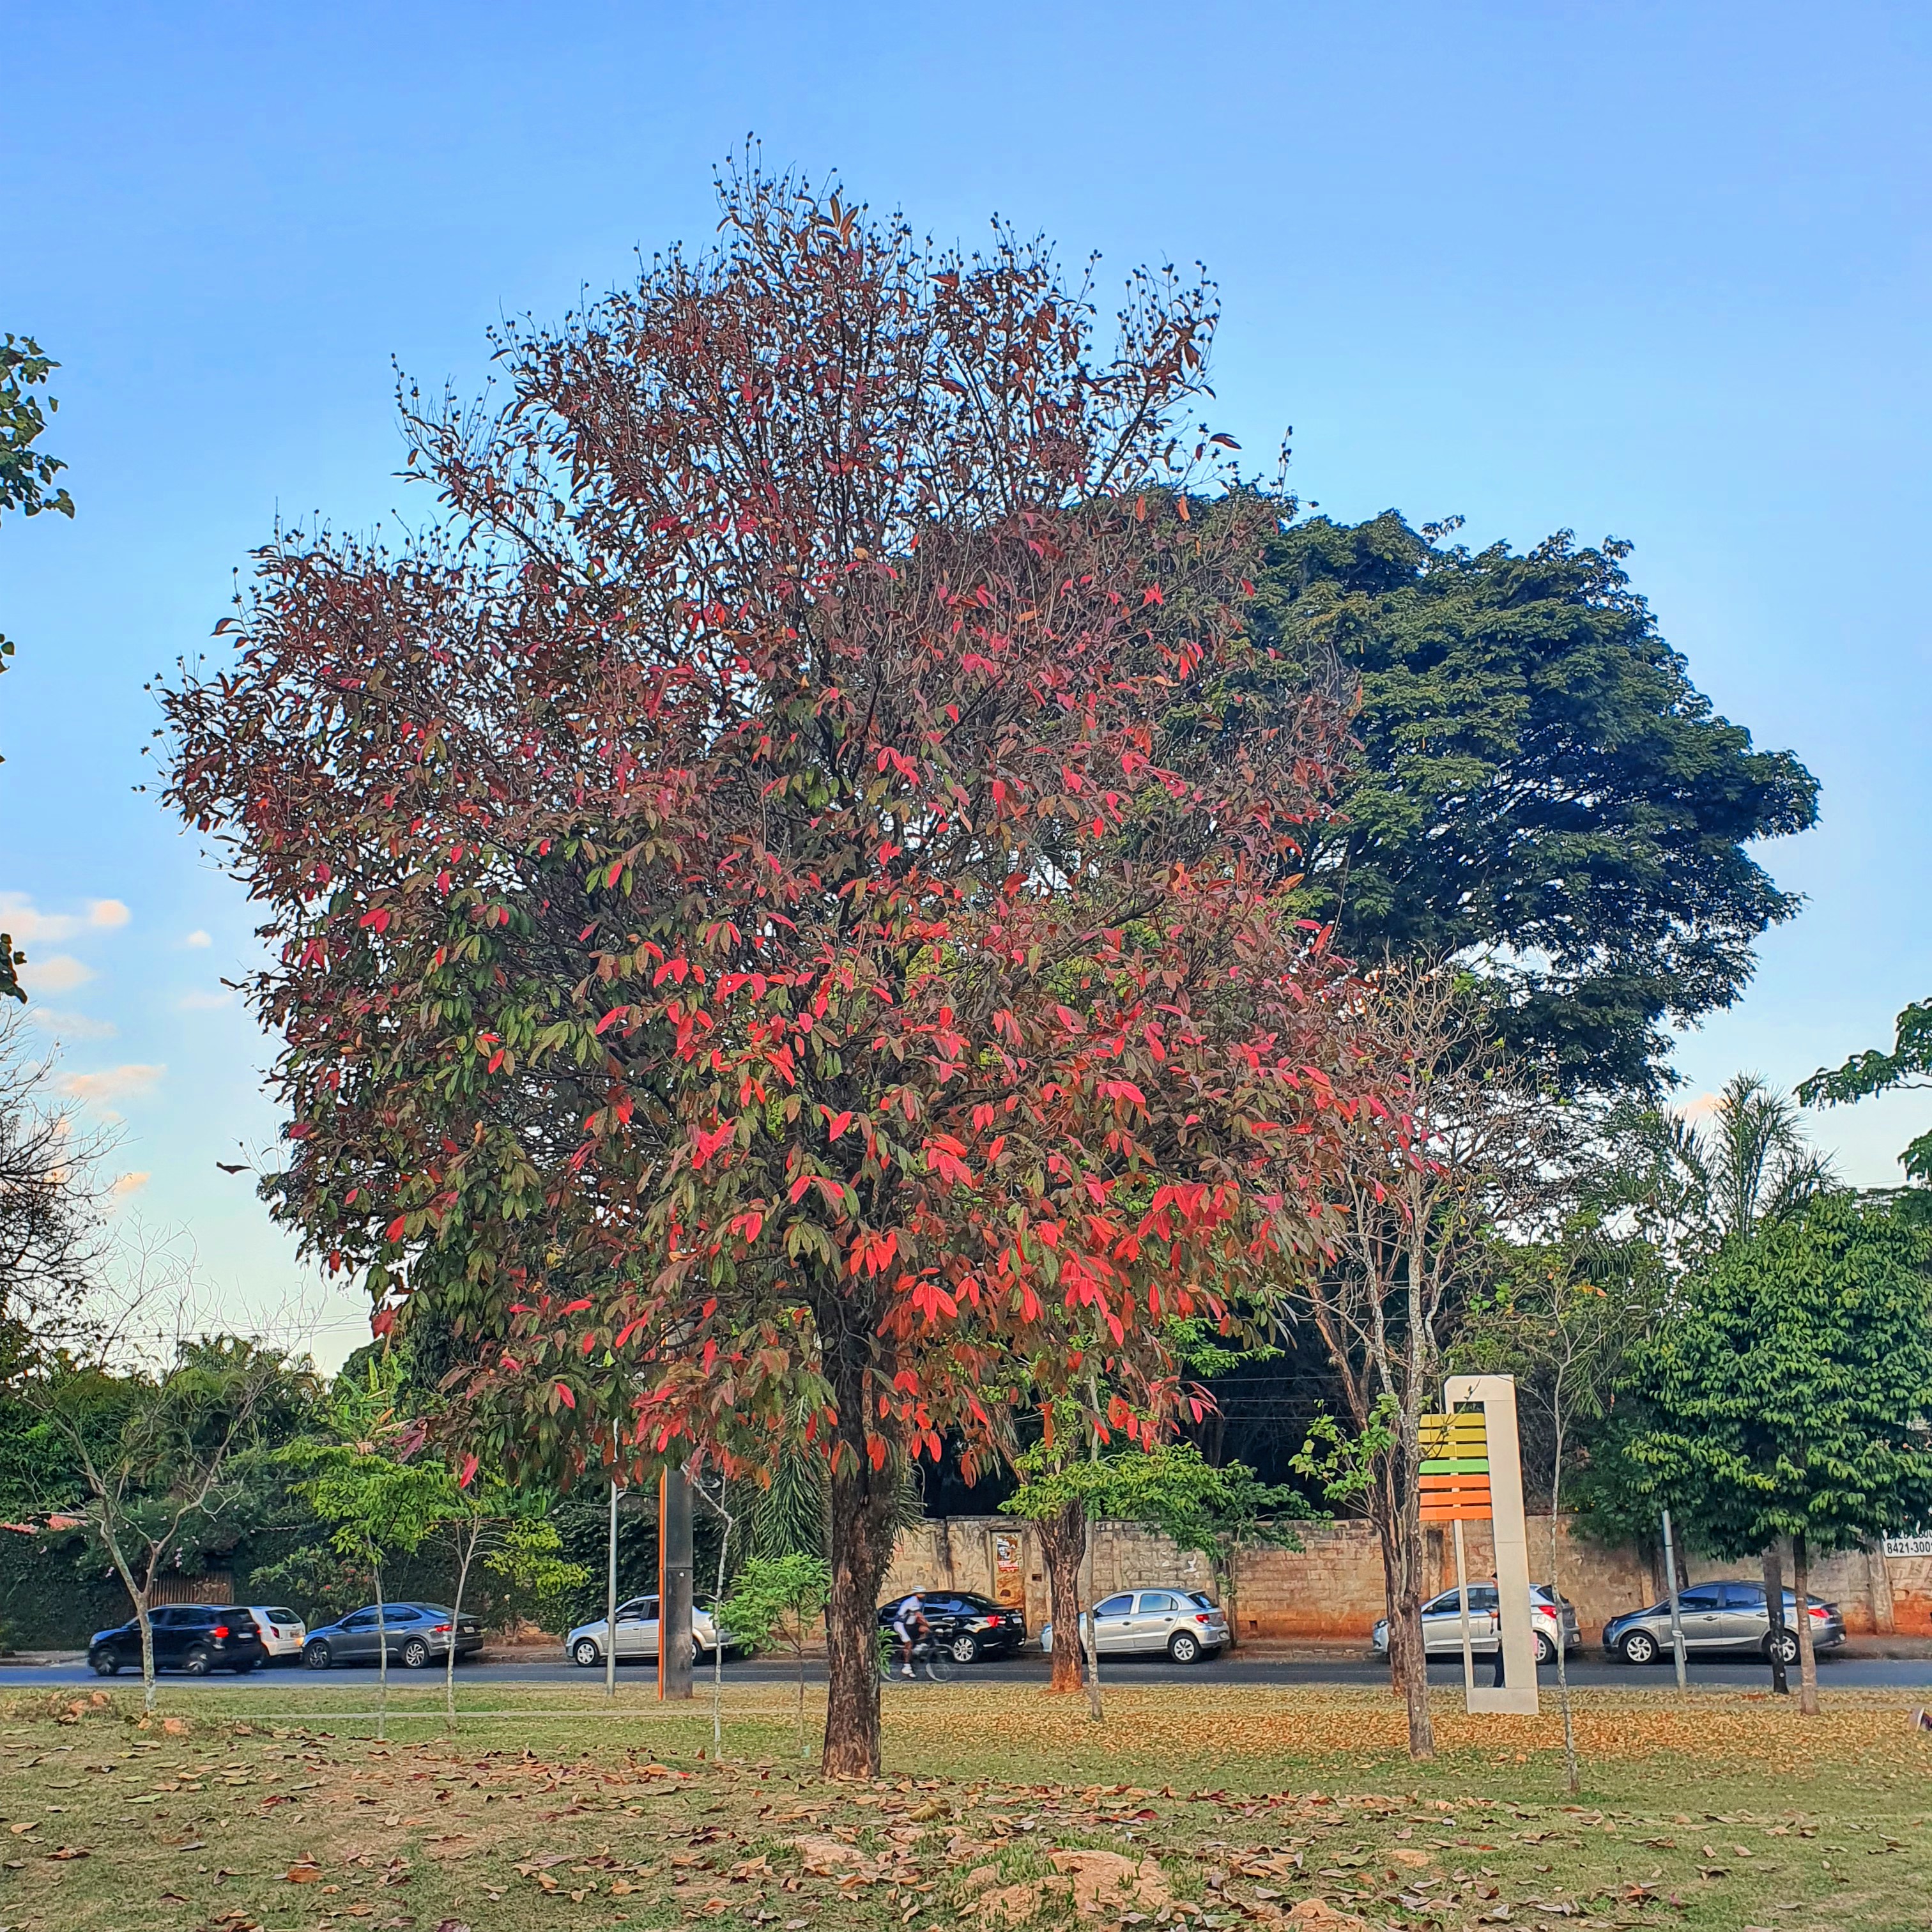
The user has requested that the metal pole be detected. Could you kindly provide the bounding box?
[1660,1509,1688,1692]
[1453,1517,1476,1705]
[605,1480,619,1701]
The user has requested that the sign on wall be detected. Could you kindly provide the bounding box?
[1884,1535,1932,1558]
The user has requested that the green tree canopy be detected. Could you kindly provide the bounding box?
[1579,1193,1932,1557]
[1,335,75,1003]
[1219,507,1818,1094]
[1800,999,1932,1184]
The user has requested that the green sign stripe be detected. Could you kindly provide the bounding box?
[1419,1459,1491,1474]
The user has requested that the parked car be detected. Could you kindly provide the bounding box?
[1603,1582,1845,1665]
[1372,1584,1579,1666]
[566,1594,732,1667]
[1041,1588,1229,1664]
[303,1602,485,1670]
[876,1591,1027,1666]
[245,1604,307,1664]
[90,1604,268,1677]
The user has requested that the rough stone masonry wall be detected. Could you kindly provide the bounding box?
[880,1516,1927,1641]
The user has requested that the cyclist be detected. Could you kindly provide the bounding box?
[891,1594,931,1678]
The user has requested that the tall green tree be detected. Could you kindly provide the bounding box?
[1215,507,1818,1094]
[1801,999,1932,1184]
[1,335,76,1004]
[1579,1193,1932,1712]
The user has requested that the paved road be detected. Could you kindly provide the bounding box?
[10,1652,1931,1690]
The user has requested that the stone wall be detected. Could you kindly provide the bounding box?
[881,1515,1927,1641]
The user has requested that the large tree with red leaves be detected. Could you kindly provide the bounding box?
[166,165,1374,1774]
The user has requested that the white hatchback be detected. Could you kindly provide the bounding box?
[245,1605,308,1662]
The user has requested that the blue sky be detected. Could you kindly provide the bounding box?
[4,1,1928,1364]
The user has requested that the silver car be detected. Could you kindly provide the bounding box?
[1604,1581,1845,1665]
[1040,1588,1229,1664]
[1372,1584,1579,1666]
[567,1594,730,1668]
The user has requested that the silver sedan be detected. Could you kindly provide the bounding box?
[1603,1582,1844,1664]
[1041,1588,1230,1664]
[566,1595,731,1667]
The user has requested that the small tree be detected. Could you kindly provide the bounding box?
[1584,1193,1932,1713]
[1289,963,1560,1761]
[440,1472,585,1728]
[24,1322,296,1711]
[289,1362,461,1738]
[717,1552,832,1759]
[1000,1431,1106,1710]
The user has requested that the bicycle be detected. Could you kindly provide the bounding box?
[878,1633,956,1684]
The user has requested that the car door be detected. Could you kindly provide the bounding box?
[631,1596,663,1659]
[1092,1593,1135,1655]
[1673,1585,1726,1650]
[611,1597,651,1659]
[1135,1591,1182,1653]
[1425,1585,1499,1653]
[146,1607,183,1667]
[1719,1583,1768,1648]
[335,1609,380,1662]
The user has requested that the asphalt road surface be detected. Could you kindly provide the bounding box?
[8,1651,1931,1690]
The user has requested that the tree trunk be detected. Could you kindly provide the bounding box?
[447,1527,476,1731]
[1378,1491,1433,1759]
[1080,1508,1103,1722]
[1037,1498,1086,1695]
[1762,1544,1789,1696]
[1792,1531,1819,1715]
[820,1439,899,1778]
[372,1554,390,1743]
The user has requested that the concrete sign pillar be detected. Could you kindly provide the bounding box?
[1443,1372,1538,1716]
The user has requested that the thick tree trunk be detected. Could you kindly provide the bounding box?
[1793,1531,1819,1715]
[820,1436,900,1778]
[1038,1499,1086,1695]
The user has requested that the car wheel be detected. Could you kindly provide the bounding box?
[89,1650,119,1678]
[948,1632,981,1666]
[572,1637,602,1668]
[1618,1629,1659,1666]
[1534,1631,1556,1667]
[1168,1630,1202,1665]
[1764,1628,1799,1666]
[304,1641,332,1671]
[183,1645,211,1676]
[401,1637,431,1670]
[689,1635,703,1667]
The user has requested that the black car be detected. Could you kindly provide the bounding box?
[90,1604,268,1676]
[303,1602,486,1669]
[878,1591,1026,1665]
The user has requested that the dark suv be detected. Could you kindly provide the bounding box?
[90,1605,268,1676]
[877,1591,1026,1665]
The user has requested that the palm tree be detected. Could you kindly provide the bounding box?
[1694,1073,1836,1243]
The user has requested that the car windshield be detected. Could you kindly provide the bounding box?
[266,1607,300,1624]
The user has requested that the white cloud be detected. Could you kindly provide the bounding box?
[107,1171,152,1209]
[19,954,96,993]
[0,892,79,942]
[26,1007,118,1041]
[1,892,132,941]
[56,1063,165,1111]
[184,930,212,949]
[177,988,233,1011]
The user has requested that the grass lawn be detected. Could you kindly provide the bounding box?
[0,1679,1926,1931]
